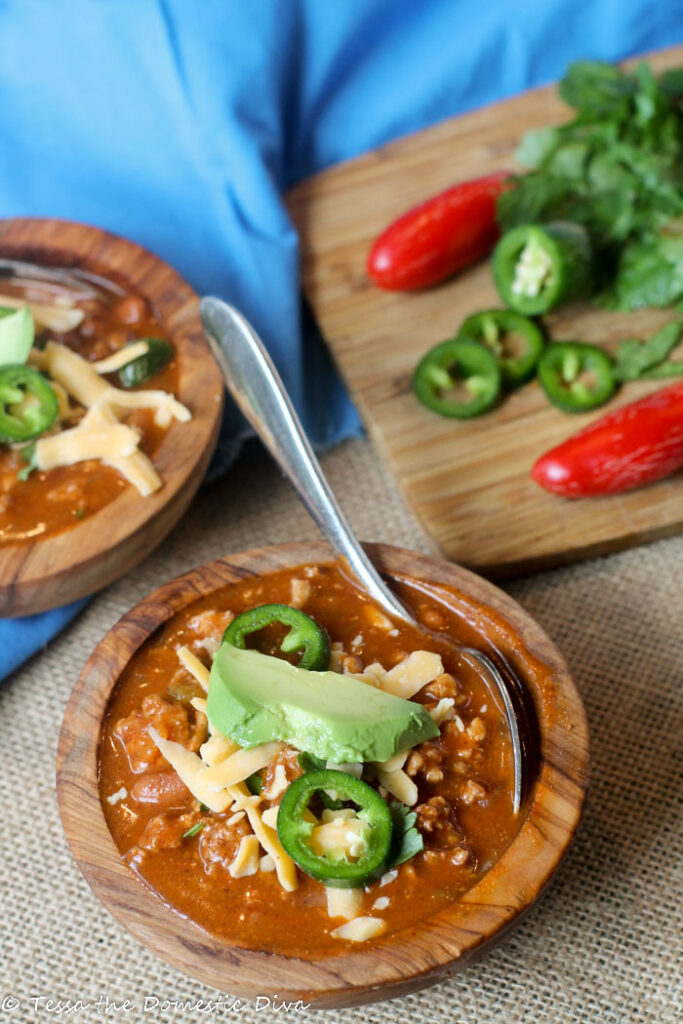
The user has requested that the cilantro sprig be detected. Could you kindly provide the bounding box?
[387,801,423,868]
[498,59,683,311]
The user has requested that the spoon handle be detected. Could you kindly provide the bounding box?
[199,297,409,622]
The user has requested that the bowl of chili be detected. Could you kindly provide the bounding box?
[57,540,589,1008]
[0,217,224,615]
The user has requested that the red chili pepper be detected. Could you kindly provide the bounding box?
[366,171,511,291]
[531,382,683,497]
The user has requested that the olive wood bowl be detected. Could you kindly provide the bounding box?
[0,217,224,616]
[57,541,590,1009]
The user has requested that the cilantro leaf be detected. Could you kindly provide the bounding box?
[558,60,635,119]
[614,321,683,381]
[387,801,423,868]
[642,361,683,379]
[514,126,560,169]
[17,442,38,481]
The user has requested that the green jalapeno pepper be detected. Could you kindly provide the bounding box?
[222,603,331,671]
[277,770,392,888]
[492,222,594,315]
[457,308,544,388]
[0,364,59,443]
[537,341,616,413]
[117,338,174,388]
[413,337,501,418]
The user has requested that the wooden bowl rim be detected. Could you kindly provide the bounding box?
[0,216,224,611]
[57,540,590,1008]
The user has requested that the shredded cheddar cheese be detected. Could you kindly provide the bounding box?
[326,888,363,921]
[177,647,210,693]
[147,727,232,814]
[91,341,149,374]
[200,743,283,792]
[381,650,444,699]
[330,917,387,942]
[228,835,260,878]
[229,782,298,892]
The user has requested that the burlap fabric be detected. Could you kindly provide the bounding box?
[1,438,680,1024]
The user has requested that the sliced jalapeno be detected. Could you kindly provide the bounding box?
[277,770,392,888]
[117,338,174,388]
[537,341,616,413]
[493,222,594,315]
[413,337,501,418]
[0,364,58,443]
[298,752,343,809]
[457,308,544,388]
[222,603,331,671]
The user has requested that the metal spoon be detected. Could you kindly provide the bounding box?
[200,297,524,813]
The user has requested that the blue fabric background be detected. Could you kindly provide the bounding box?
[0,0,679,676]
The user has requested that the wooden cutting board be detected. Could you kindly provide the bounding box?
[286,46,683,576]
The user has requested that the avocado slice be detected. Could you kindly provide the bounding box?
[0,306,34,366]
[207,644,439,764]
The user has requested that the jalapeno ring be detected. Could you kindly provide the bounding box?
[277,770,393,888]
[413,337,501,418]
[537,341,616,413]
[457,308,545,388]
[222,603,331,671]
[0,364,59,443]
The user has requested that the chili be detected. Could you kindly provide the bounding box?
[0,364,59,443]
[222,603,331,671]
[457,308,544,388]
[537,342,616,413]
[532,380,683,496]
[366,172,510,291]
[492,221,594,315]
[277,770,393,888]
[413,338,501,418]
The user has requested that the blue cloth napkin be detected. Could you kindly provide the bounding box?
[0,0,678,677]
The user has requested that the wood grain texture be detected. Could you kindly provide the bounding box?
[287,46,683,576]
[0,218,224,616]
[57,541,589,1008]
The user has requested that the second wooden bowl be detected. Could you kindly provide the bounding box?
[57,541,590,1009]
[0,218,224,616]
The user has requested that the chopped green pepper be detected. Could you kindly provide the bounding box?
[223,604,330,671]
[277,770,392,888]
[245,772,263,795]
[182,821,206,840]
[0,364,59,443]
[537,341,616,413]
[413,338,501,418]
[117,338,173,388]
[457,308,545,388]
[492,221,594,315]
